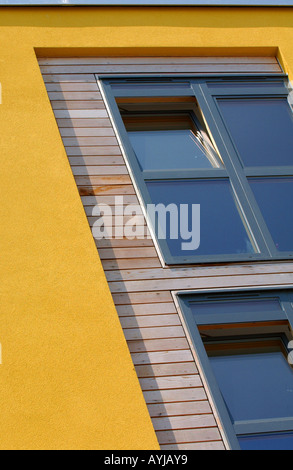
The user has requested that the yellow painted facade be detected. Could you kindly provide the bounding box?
[0,5,292,450]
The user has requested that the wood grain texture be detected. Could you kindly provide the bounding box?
[40,55,289,450]
[40,61,281,75]
[39,57,280,65]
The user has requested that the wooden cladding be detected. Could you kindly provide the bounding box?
[39,56,291,450]
[39,56,282,76]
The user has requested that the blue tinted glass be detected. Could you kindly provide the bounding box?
[208,81,286,89]
[146,179,255,257]
[190,298,282,318]
[239,432,293,450]
[112,82,191,90]
[210,350,293,422]
[218,98,293,167]
[249,177,293,252]
[128,129,221,171]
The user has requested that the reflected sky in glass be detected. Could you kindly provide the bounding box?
[129,129,220,171]
[239,432,293,450]
[190,298,282,319]
[249,177,293,252]
[146,179,255,257]
[210,349,293,422]
[218,98,293,167]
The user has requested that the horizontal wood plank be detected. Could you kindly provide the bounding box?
[127,337,190,353]
[112,291,173,305]
[160,442,225,450]
[69,155,124,166]
[95,237,154,248]
[106,263,293,282]
[152,414,216,431]
[116,302,177,316]
[156,427,221,445]
[123,325,185,340]
[39,56,279,65]
[143,387,207,404]
[54,109,108,119]
[72,165,128,176]
[46,82,100,92]
[63,136,118,146]
[120,314,182,329]
[43,73,96,83]
[99,247,157,260]
[61,128,115,137]
[82,194,139,205]
[147,400,211,417]
[57,118,112,128]
[108,272,293,293]
[48,91,102,100]
[51,100,106,110]
[66,146,121,156]
[131,350,195,365]
[76,175,131,185]
[140,375,202,391]
[102,258,161,270]
[88,215,146,227]
[40,63,281,74]
[136,362,198,378]
[78,184,135,196]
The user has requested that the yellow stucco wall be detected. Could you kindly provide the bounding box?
[0,5,292,450]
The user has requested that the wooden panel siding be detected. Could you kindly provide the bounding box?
[40,56,290,451]
[39,56,282,75]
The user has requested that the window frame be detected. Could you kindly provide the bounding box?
[100,76,293,265]
[177,288,293,450]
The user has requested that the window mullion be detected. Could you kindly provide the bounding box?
[234,418,293,436]
[142,168,228,180]
[245,166,293,177]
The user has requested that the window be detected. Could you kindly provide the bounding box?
[179,289,293,450]
[102,78,293,264]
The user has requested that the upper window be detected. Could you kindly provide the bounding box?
[102,78,293,264]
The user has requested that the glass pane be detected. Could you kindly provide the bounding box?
[239,432,293,450]
[122,110,222,171]
[209,346,293,422]
[112,82,191,91]
[249,177,293,252]
[218,98,293,167]
[190,298,283,319]
[128,129,221,171]
[208,81,286,89]
[146,179,255,257]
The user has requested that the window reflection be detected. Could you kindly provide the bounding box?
[249,177,293,252]
[218,98,293,167]
[146,179,256,257]
[118,97,223,171]
[200,320,293,450]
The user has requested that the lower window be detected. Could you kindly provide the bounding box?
[179,290,293,450]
